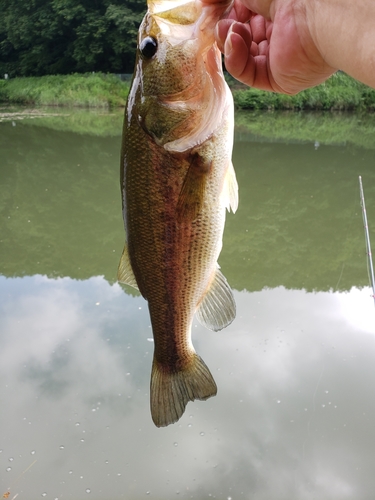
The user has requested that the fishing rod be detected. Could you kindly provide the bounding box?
[359,175,375,304]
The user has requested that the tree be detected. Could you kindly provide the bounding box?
[0,0,145,76]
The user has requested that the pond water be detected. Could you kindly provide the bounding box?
[1,108,375,499]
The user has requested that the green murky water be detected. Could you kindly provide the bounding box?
[1,108,374,499]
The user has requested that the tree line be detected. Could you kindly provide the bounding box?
[0,0,146,77]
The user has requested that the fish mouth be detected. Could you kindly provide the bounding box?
[149,0,233,18]
[150,0,232,43]
[149,0,195,16]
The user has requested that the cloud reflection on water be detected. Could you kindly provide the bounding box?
[1,275,375,499]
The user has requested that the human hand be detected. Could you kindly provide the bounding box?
[215,0,336,94]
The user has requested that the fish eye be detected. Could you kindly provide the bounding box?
[140,36,158,59]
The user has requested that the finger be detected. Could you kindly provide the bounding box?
[250,54,274,91]
[215,19,234,53]
[265,19,273,40]
[249,14,268,44]
[232,0,254,22]
[215,18,253,53]
[250,41,258,57]
[258,39,268,55]
[229,20,253,49]
[223,23,256,86]
[227,20,259,56]
[222,0,253,23]
[224,25,274,91]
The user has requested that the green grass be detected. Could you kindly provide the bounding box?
[231,72,375,111]
[1,71,374,111]
[0,72,130,107]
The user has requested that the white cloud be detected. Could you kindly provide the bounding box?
[1,278,375,500]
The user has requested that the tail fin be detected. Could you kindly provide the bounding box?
[150,354,217,427]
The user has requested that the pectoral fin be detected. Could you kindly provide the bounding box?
[117,244,139,289]
[223,161,239,213]
[176,153,211,222]
[196,266,236,331]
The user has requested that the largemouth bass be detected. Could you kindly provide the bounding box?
[118,0,238,427]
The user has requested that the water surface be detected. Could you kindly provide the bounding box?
[1,109,374,499]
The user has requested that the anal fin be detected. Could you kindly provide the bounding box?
[196,267,236,331]
[150,353,217,427]
[117,244,139,289]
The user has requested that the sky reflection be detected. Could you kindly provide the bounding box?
[1,274,375,499]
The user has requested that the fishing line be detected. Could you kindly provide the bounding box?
[333,262,345,292]
[334,176,358,292]
[358,176,375,304]
[1,460,37,499]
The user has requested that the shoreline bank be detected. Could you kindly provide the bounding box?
[1,71,374,111]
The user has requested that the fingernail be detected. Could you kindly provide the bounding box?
[224,31,233,57]
[214,22,220,41]
[215,20,227,52]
